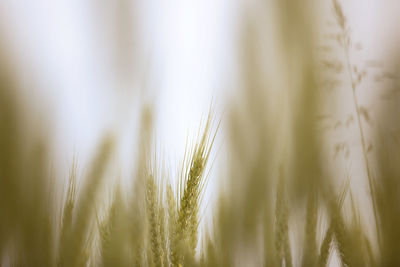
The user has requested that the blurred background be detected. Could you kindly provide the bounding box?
[0,0,235,171]
[1,0,400,230]
[0,0,398,173]
[0,0,398,168]
[0,0,398,215]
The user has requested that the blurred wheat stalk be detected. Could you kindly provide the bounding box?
[1,0,399,266]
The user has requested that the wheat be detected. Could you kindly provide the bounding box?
[146,174,162,267]
[318,180,348,267]
[58,159,77,265]
[175,112,216,263]
[274,166,292,267]
[332,0,382,255]
[58,137,114,267]
[2,0,400,266]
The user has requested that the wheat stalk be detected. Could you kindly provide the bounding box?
[146,173,162,267]
[175,112,216,264]
[58,159,77,265]
[332,0,382,253]
[274,166,292,267]
[58,137,114,267]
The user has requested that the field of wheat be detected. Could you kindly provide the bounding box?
[1,0,400,266]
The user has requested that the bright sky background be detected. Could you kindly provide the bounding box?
[0,0,237,172]
[0,0,397,167]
